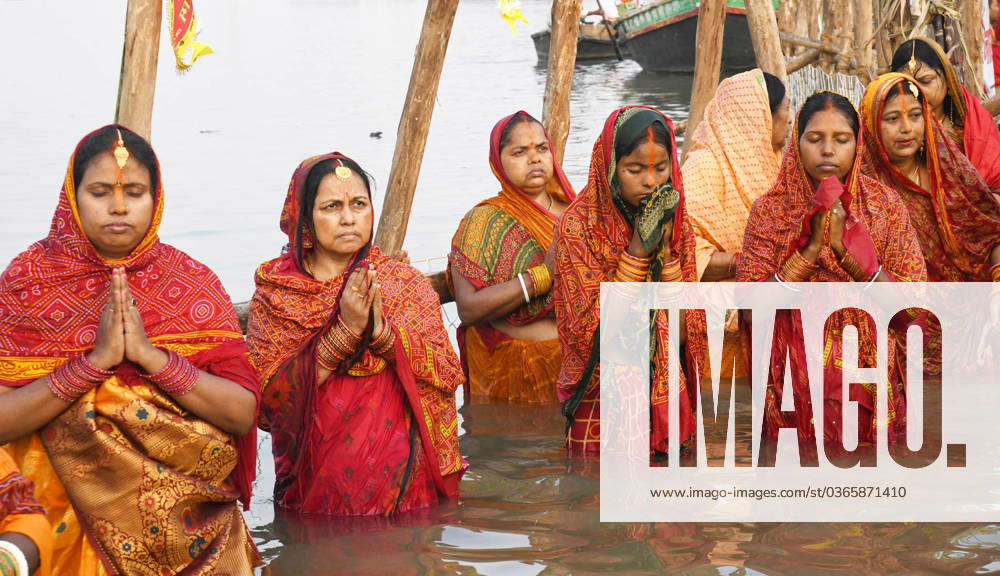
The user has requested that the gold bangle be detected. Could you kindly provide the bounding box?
[839,252,868,282]
[659,258,683,282]
[527,264,552,296]
[371,322,396,357]
[781,250,818,282]
[618,252,651,281]
[991,263,1000,282]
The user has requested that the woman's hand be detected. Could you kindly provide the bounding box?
[828,199,847,258]
[340,265,374,335]
[119,269,168,373]
[87,268,126,371]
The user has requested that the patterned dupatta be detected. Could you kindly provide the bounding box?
[450,111,576,328]
[554,105,700,448]
[859,73,1000,280]
[682,69,783,278]
[0,125,261,575]
[737,110,926,443]
[247,153,464,507]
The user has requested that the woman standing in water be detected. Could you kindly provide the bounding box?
[247,153,465,516]
[0,125,261,575]
[554,106,701,455]
[450,111,575,404]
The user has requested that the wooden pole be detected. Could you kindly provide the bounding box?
[115,0,162,141]
[744,0,787,80]
[682,0,726,158]
[542,0,584,162]
[854,0,875,83]
[785,48,822,74]
[373,0,460,255]
[961,0,986,97]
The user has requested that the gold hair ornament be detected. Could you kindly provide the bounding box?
[334,159,352,181]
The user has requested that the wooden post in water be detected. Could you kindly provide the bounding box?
[961,0,985,97]
[115,0,162,141]
[542,0,584,162]
[744,0,787,80]
[373,0,460,256]
[682,0,726,158]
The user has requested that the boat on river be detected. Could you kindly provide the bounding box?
[617,0,780,73]
[532,20,629,62]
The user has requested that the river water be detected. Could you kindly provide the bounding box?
[1,1,998,574]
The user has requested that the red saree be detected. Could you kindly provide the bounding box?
[0,125,261,575]
[449,111,576,404]
[737,114,927,445]
[860,73,1000,281]
[554,106,701,455]
[247,153,465,516]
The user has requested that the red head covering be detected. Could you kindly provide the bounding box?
[0,124,259,505]
[860,73,1000,280]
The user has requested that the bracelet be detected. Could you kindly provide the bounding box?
[47,354,113,402]
[616,251,651,282]
[0,540,29,576]
[991,262,1000,282]
[863,265,883,290]
[659,258,683,282]
[774,272,803,292]
[780,250,819,282]
[526,264,553,296]
[142,349,200,396]
[370,321,396,357]
[517,273,531,304]
[839,251,868,282]
[318,317,363,369]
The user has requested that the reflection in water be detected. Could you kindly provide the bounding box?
[253,401,1000,575]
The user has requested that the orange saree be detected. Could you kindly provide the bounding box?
[737,113,927,445]
[0,125,261,576]
[0,450,52,576]
[449,111,576,404]
[860,73,1000,281]
[554,106,701,455]
[247,153,464,516]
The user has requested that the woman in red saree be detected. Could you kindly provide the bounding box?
[737,93,927,448]
[450,111,576,404]
[554,105,700,455]
[859,73,1000,281]
[0,125,261,575]
[892,37,1000,191]
[247,152,464,516]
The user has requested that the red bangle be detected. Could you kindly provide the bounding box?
[47,354,113,402]
[142,349,199,396]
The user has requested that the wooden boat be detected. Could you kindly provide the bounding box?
[532,21,629,62]
[617,0,779,73]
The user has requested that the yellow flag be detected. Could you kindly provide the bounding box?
[499,0,528,35]
[169,0,213,70]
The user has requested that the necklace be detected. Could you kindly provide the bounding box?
[903,163,921,186]
[546,193,553,211]
[303,254,316,278]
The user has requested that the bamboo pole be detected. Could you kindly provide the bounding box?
[961,0,986,98]
[744,0,787,80]
[115,0,162,141]
[682,0,726,158]
[373,0,460,256]
[779,32,840,54]
[785,48,822,74]
[854,0,875,83]
[542,0,584,162]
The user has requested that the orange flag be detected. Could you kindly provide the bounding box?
[169,0,213,70]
